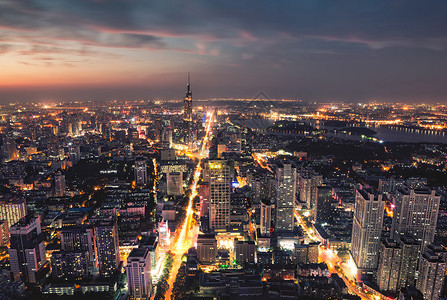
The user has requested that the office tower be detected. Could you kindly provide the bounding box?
[8,214,46,283]
[54,172,66,197]
[208,160,231,230]
[182,73,193,146]
[51,251,88,280]
[350,187,385,277]
[260,199,273,235]
[126,248,152,300]
[377,239,402,292]
[391,187,440,252]
[0,219,9,247]
[416,243,447,300]
[314,186,332,224]
[134,159,148,186]
[235,241,256,264]
[398,237,420,289]
[68,144,81,162]
[2,130,18,162]
[127,128,139,143]
[166,172,183,196]
[60,225,97,274]
[196,234,217,264]
[0,197,27,229]
[93,216,120,276]
[275,163,296,233]
[298,171,322,208]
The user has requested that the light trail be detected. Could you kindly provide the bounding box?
[163,112,213,299]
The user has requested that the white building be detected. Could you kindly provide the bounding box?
[350,187,385,278]
[276,163,296,233]
[126,248,152,300]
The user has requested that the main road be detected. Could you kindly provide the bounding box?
[163,112,213,299]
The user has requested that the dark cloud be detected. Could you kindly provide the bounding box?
[1,0,447,102]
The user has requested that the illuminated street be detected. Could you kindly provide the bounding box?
[163,112,213,299]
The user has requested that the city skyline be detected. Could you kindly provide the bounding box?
[1,1,447,103]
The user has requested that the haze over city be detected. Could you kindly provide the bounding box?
[1,0,447,103]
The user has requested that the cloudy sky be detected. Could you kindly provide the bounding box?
[1,0,447,103]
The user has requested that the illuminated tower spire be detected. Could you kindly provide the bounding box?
[183,73,193,146]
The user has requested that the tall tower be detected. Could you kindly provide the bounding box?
[134,159,148,187]
[391,187,440,252]
[350,187,385,279]
[182,73,193,147]
[126,248,152,300]
[208,160,231,230]
[8,214,47,283]
[275,163,296,233]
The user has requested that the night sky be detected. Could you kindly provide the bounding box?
[1,0,447,103]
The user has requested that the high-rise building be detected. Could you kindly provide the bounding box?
[182,73,193,146]
[51,251,89,280]
[68,144,81,162]
[166,172,183,196]
[260,199,273,235]
[377,239,402,292]
[92,216,120,276]
[8,214,46,283]
[196,234,217,264]
[208,160,231,230]
[275,163,296,233]
[54,172,66,197]
[391,187,440,252]
[350,187,385,278]
[314,186,332,224]
[2,130,18,162]
[0,197,27,229]
[235,241,256,264]
[126,248,152,300]
[416,243,447,300]
[0,219,9,247]
[298,170,322,208]
[134,159,148,187]
[397,237,420,289]
[60,225,97,275]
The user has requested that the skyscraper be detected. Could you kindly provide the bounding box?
[196,234,217,264]
[208,160,231,230]
[8,214,47,283]
[397,237,420,289]
[126,248,152,300]
[166,172,183,196]
[260,199,273,235]
[0,219,9,247]
[276,163,296,233]
[377,239,402,292]
[54,171,66,197]
[92,216,120,276]
[2,129,18,162]
[182,73,193,146]
[60,225,98,275]
[391,187,440,252]
[134,159,148,187]
[350,187,385,278]
[314,186,332,224]
[0,197,27,229]
[416,243,447,300]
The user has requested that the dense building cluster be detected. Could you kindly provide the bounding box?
[0,88,447,300]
